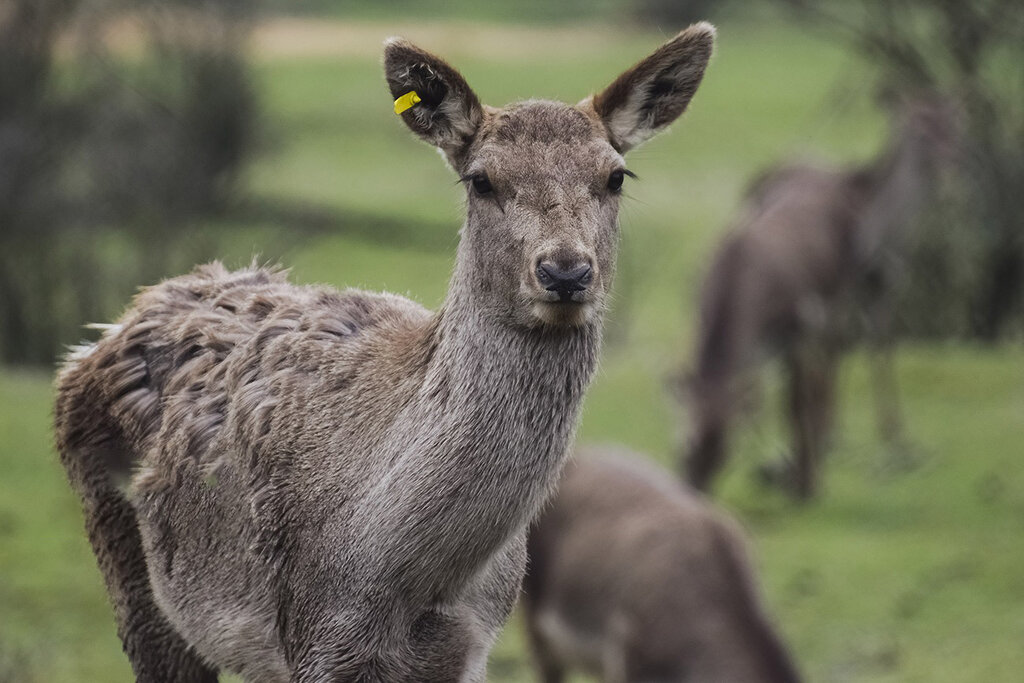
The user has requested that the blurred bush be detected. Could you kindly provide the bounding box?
[777,0,1024,339]
[0,0,259,366]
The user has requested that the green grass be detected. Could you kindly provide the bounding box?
[2,15,1023,683]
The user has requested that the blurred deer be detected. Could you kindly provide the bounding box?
[523,446,801,683]
[681,95,958,499]
[54,27,714,682]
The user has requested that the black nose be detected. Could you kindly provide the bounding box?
[536,262,593,301]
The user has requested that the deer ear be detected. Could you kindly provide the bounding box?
[589,22,715,153]
[384,38,484,169]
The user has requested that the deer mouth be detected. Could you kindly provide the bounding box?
[536,289,589,305]
[530,295,595,327]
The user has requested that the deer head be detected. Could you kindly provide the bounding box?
[384,24,715,329]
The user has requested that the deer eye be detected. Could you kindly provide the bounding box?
[608,169,625,192]
[471,174,493,195]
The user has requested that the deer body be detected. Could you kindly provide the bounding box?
[684,99,955,498]
[55,27,714,682]
[523,447,801,683]
[59,265,592,681]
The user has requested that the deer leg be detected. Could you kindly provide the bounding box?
[59,418,218,683]
[520,570,566,683]
[788,345,839,500]
[864,289,925,473]
[865,288,905,447]
[869,338,927,476]
[870,344,903,445]
[786,350,818,501]
[524,616,566,683]
[81,483,218,682]
[812,347,840,457]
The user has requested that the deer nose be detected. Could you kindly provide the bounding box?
[535,262,593,301]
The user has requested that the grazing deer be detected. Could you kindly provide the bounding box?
[54,26,714,682]
[523,446,801,683]
[681,95,957,499]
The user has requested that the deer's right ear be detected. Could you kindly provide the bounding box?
[384,38,484,169]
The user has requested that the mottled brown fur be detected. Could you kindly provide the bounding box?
[682,96,957,499]
[55,26,714,682]
[523,446,801,683]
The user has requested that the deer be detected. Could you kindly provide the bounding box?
[522,445,801,683]
[680,95,958,500]
[53,26,715,682]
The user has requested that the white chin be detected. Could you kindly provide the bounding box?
[530,301,595,327]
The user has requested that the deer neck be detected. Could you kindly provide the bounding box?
[856,127,936,259]
[352,240,602,607]
[420,255,602,554]
[427,253,601,452]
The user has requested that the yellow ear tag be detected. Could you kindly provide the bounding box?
[394,90,422,115]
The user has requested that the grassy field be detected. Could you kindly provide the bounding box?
[2,16,1023,683]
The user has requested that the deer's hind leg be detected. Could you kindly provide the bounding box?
[88,488,218,682]
[786,344,838,500]
[59,432,218,683]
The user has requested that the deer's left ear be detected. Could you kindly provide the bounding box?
[587,22,715,153]
[384,37,484,169]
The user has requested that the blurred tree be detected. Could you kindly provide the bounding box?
[0,0,260,366]
[0,0,88,365]
[774,0,1024,339]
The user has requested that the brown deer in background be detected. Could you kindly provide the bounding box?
[54,27,714,682]
[681,95,957,499]
[523,446,801,683]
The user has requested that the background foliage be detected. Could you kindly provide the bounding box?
[774,0,1024,338]
[0,0,259,365]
